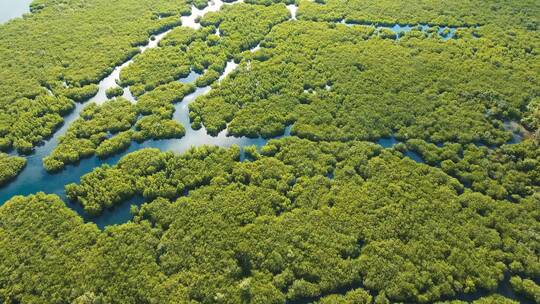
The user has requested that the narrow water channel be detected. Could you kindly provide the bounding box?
[0,0,521,229]
[0,0,290,228]
[341,20,460,40]
[286,4,298,20]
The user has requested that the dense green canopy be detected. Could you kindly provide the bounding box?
[2,138,539,303]
[0,153,26,186]
[0,0,192,153]
[43,82,194,172]
[0,0,539,303]
[191,20,537,144]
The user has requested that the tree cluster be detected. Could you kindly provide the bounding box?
[189,19,537,145]
[0,0,193,154]
[43,81,195,172]
[0,153,26,186]
[404,139,540,201]
[120,3,290,96]
[2,137,528,303]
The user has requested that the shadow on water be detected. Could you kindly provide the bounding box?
[68,195,146,230]
[449,274,534,304]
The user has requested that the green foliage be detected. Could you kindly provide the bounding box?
[317,288,372,304]
[95,130,134,158]
[510,276,540,303]
[471,295,519,304]
[44,81,196,172]
[201,3,290,53]
[79,222,166,303]
[43,98,137,172]
[190,19,537,145]
[0,193,99,303]
[61,84,99,102]
[42,138,538,302]
[378,28,397,39]
[1,0,540,303]
[105,86,125,99]
[522,97,540,131]
[406,139,540,200]
[66,148,171,215]
[0,0,192,152]
[121,3,289,95]
[195,69,221,87]
[133,115,185,141]
[0,153,26,186]
[297,0,538,28]
[65,164,137,215]
[0,95,74,154]
[136,81,195,117]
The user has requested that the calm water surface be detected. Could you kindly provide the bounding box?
[0,0,522,229]
[341,20,459,40]
[0,0,289,228]
[0,3,534,303]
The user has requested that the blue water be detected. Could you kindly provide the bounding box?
[0,67,292,227]
[0,0,33,23]
[341,20,459,40]
[377,136,399,148]
[377,136,425,163]
[404,150,424,162]
[503,120,525,144]
[377,24,458,40]
[377,131,524,165]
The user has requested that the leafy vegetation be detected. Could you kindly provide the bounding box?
[120,3,290,96]
[190,19,538,144]
[105,86,125,99]
[0,0,195,154]
[2,138,539,303]
[39,3,291,173]
[43,98,138,172]
[510,276,540,303]
[0,153,26,186]
[64,139,539,302]
[1,0,539,303]
[43,81,194,172]
[0,95,74,154]
[404,139,540,201]
[297,0,538,28]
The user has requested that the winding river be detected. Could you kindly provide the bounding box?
[0,2,533,303]
[0,0,291,228]
[0,1,521,228]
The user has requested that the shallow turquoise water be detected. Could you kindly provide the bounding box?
[377,136,425,163]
